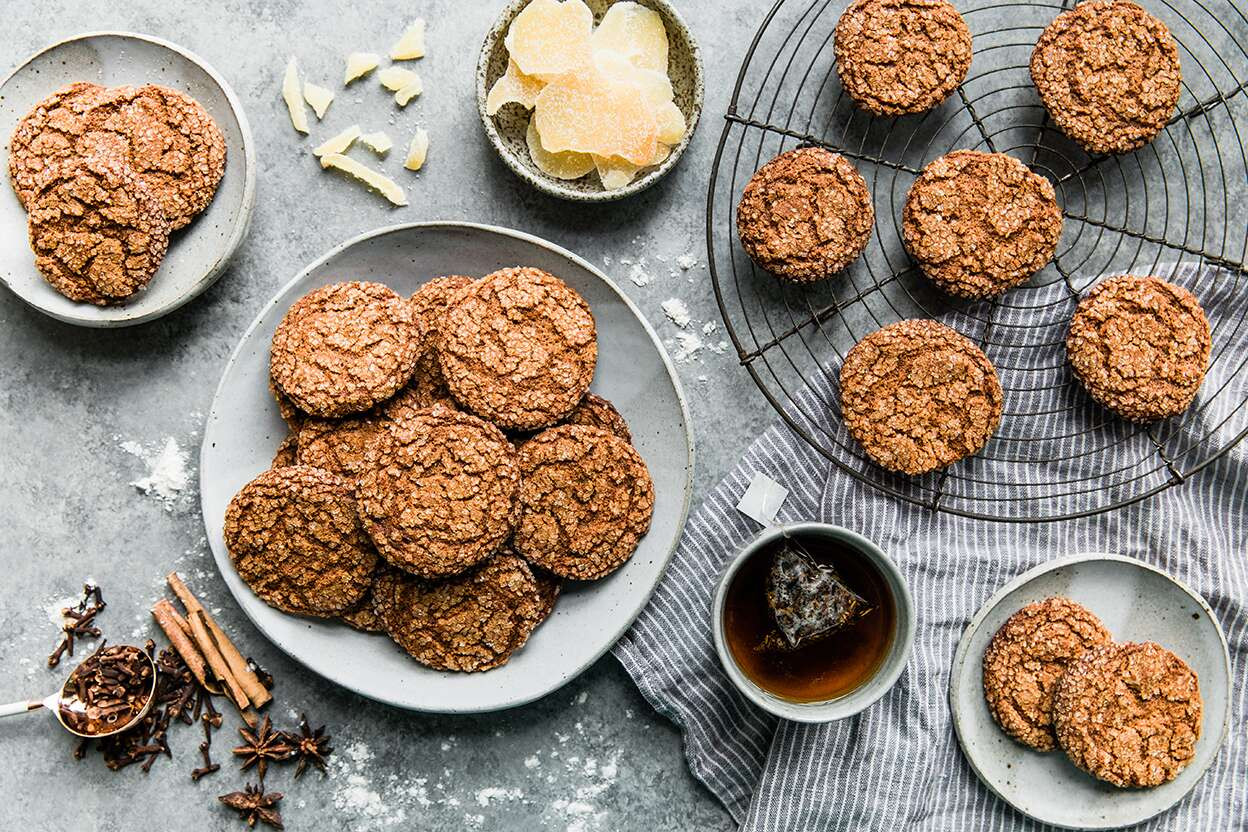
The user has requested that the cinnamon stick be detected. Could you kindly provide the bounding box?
[151,600,211,690]
[186,607,250,711]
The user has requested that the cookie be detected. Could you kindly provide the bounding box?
[270,379,307,431]
[1031,0,1181,155]
[562,393,632,444]
[982,596,1113,751]
[513,425,654,581]
[26,153,171,305]
[270,433,298,468]
[79,84,227,229]
[903,150,1062,299]
[373,553,547,672]
[735,147,875,282]
[1066,275,1211,422]
[834,0,972,115]
[357,405,520,578]
[410,275,475,357]
[295,383,436,482]
[391,360,458,416]
[8,81,107,209]
[270,281,422,418]
[840,319,1003,474]
[338,563,393,634]
[224,465,377,617]
[1054,641,1202,787]
[440,267,597,430]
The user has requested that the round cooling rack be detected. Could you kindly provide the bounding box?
[707,0,1248,522]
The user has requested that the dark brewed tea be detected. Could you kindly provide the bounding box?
[723,534,896,702]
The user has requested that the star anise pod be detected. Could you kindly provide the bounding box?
[219,783,283,829]
[232,716,293,780]
[282,713,332,778]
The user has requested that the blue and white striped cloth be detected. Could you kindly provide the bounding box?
[615,265,1247,830]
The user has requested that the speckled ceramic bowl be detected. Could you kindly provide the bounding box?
[476,0,703,201]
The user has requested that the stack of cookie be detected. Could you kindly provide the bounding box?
[7,82,226,305]
[983,596,1203,788]
[225,267,655,673]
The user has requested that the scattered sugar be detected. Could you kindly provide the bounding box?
[702,320,717,335]
[575,691,588,705]
[524,755,541,769]
[476,786,523,806]
[660,298,691,328]
[676,253,698,270]
[120,436,191,510]
[464,814,484,829]
[672,331,704,362]
[627,259,654,287]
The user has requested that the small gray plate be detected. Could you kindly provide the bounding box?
[950,553,1231,829]
[0,31,256,327]
[200,222,694,713]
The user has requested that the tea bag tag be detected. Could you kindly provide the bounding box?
[736,472,789,527]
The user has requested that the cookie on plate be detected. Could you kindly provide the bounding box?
[270,281,422,418]
[1031,0,1180,155]
[1054,641,1202,787]
[735,147,874,282]
[357,405,520,578]
[903,150,1062,299]
[1066,274,1211,422]
[410,275,475,357]
[26,153,171,305]
[270,433,298,468]
[834,0,972,115]
[8,81,108,209]
[840,319,1003,475]
[982,596,1113,751]
[224,465,377,617]
[563,393,632,444]
[373,554,548,672]
[513,425,654,581]
[338,562,394,634]
[440,267,597,430]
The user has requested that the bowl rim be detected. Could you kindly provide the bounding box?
[0,29,257,328]
[475,0,704,202]
[711,521,917,723]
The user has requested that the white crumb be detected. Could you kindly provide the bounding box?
[661,298,691,328]
[673,331,704,362]
[120,436,191,510]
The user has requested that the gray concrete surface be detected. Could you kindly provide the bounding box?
[0,1,769,830]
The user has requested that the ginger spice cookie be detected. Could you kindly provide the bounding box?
[8,81,108,209]
[1031,0,1181,155]
[903,150,1062,299]
[224,465,378,617]
[26,153,171,305]
[440,267,597,431]
[270,281,422,418]
[339,563,394,634]
[982,596,1112,751]
[373,554,548,672]
[80,84,227,230]
[736,147,875,282]
[514,425,654,581]
[834,0,972,116]
[840,319,1003,475]
[357,405,520,578]
[1054,641,1202,788]
[563,393,632,444]
[1067,275,1210,422]
[410,275,475,357]
[270,433,299,468]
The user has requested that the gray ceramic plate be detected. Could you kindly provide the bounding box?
[0,31,255,327]
[950,554,1231,829]
[477,0,704,201]
[200,222,694,713]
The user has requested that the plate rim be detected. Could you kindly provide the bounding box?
[198,219,696,713]
[0,29,257,328]
[948,552,1233,830]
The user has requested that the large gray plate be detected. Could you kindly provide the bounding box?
[200,222,694,713]
[0,31,255,327]
[950,554,1231,829]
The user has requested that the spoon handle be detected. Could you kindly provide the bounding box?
[0,700,44,718]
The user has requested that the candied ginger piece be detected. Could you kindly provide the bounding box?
[303,82,334,119]
[379,66,421,92]
[360,131,393,154]
[345,52,380,85]
[282,57,309,134]
[593,154,641,190]
[486,59,546,115]
[592,49,672,106]
[395,78,423,107]
[320,153,408,206]
[591,1,669,73]
[504,0,594,79]
[313,125,362,157]
[404,128,429,171]
[533,70,657,165]
[527,120,594,180]
[390,19,426,60]
[654,99,686,145]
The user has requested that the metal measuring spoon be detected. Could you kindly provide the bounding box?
[0,644,158,738]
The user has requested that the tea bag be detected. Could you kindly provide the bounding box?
[765,537,870,650]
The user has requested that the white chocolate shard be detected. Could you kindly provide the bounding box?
[282,57,309,134]
[486,59,546,115]
[344,52,381,85]
[504,0,594,79]
[591,2,669,72]
[527,120,595,179]
[379,66,420,92]
[303,82,334,119]
[320,153,408,206]
[390,19,426,60]
[313,124,362,157]
[360,131,393,154]
[404,128,429,171]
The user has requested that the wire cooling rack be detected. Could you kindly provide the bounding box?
[707,0,1248,522]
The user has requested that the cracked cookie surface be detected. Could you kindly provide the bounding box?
[563,393,632,444]
[736,147,874,282]
[834,0,972,115]
[224,465,377,617]
[1067,274,1210,422]
[982,596,1112,751]
[440,267,597,430]
[1031,0,1180,155]
[840,319,1003,474]
[411,275,475,358]
[1054,641,1202,787]
[8,82,108,209]
[903,150,1061,298]
[514,425,654,581]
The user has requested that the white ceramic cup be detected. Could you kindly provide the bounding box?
[711,522,915,722]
